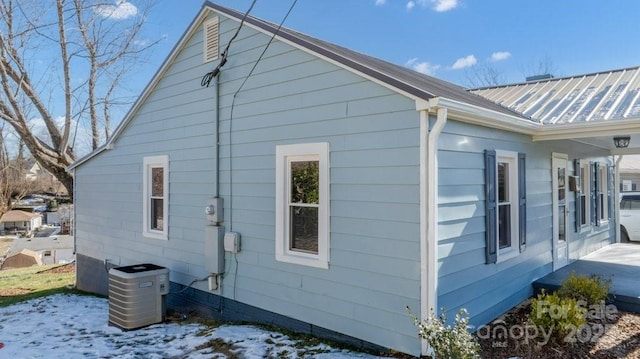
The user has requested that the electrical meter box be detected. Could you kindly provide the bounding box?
[108,263,169,330]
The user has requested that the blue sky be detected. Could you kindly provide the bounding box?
[139,0,640,89]
[8,1,639,157]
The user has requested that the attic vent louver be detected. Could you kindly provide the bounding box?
[203,17,219,63]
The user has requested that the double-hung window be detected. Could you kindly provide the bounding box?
[143,155,169,240]
[485,150,526,263]
[575,160,611,230]
[275,143,329,268]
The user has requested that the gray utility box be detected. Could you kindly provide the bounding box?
[108,263,169,330]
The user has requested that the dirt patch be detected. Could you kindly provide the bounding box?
[37,262,75,274]
[0,288,31,296]
[476,299,640,358]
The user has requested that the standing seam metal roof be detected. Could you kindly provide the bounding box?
[471,66,640,124]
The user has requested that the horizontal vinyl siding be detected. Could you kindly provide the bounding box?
[436,120,614,328]
[75,13,421,355]
[215,17,420,353]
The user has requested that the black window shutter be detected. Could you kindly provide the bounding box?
[518,153,526,252]
[574,159,582,232]
[593,162,600,226]
[485,150,497,264]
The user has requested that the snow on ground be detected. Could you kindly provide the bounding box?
[0,294,385,358]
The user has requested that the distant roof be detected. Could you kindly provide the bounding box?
[4,248,43,264]
[1,210,41,222]
[10,235,74,253]
[471,66,640,124]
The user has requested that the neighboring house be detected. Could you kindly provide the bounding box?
[67,2,640,356]
[9,236,75,265]
[619,155,640,191]
[25,160,69,196]
[1,249,43,269]
[0,210,43,235]
[25,160,43,181]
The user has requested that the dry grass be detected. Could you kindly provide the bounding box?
[0,263,76,307]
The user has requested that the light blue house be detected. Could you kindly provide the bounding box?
[69,2,640,356]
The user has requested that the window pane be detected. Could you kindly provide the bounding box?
[291,161,319,204]
[289,206,318,253]
[498,204,511,249]
[151,198,164,230]
[152,168,164,197]
[498,162,509,203]
[559,205,566,242]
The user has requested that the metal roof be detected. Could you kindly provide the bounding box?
[471,66,640,124]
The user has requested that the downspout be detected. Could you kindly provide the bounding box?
[72,169,76,254]
[417,99,447,355]
[215,74,220,198]
[615,155,623,243]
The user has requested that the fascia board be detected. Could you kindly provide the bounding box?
[422,97,540,135]
[532,116,640,141]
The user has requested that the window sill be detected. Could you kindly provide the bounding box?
[143,230,168,240]
[276,252,328,269]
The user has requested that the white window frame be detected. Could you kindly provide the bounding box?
[143,155,169,240]
[580,163,590,228]
[275,143,330,269]
[599,165,609,223]
[496,150,519,262]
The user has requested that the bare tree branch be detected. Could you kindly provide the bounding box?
[0,0,158,199]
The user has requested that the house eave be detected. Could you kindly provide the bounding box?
[532,117,640,141]
[417,97,540,135]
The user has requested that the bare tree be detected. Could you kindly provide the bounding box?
[464,62,507,89]
[520,55,558,80]
[0,0,158,198]
[0,126,31,218]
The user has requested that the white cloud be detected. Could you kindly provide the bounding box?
[409,0,459,12]
[429,0,459,12]
[95,0,138,20]
[375,0,387,6]
[406,58,440,75]
[491,51,511,62]
[451,54,477,69]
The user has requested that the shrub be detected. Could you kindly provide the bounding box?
[407,307,479,359]
[529,290,586,344]
[556,273,611,306]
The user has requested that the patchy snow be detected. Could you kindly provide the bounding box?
[0,294,385,358]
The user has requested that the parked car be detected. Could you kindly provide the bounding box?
[619,192,640,242]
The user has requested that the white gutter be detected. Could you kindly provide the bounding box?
[428,97,540,135]
[417,98,447,356]
[615,155,623,243]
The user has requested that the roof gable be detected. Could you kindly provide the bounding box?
[69,1,531,170]
[203,2,522,118]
